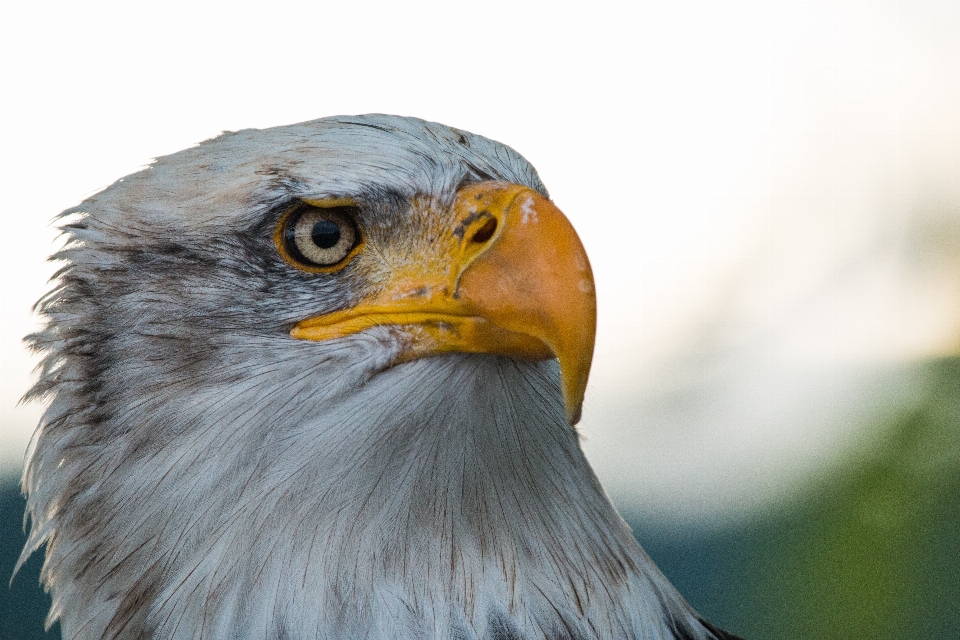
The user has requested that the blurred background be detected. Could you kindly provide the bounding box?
[1,2,958,639]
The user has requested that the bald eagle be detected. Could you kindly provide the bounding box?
[20,115,742,640]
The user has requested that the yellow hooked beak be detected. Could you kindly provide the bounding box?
[291,181,597,424]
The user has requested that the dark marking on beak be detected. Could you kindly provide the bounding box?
[453,210,495,240]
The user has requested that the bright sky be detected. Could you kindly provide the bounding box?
[2,2,959,522]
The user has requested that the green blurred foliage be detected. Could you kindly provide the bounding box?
[739,357,960,640]
[644,357,960,640]
[3,359,958,639]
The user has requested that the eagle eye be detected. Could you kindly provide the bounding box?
[276,201,363,272]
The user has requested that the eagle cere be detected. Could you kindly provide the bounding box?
[20,115,741,640]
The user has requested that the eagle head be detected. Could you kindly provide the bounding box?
[21,115,737,640]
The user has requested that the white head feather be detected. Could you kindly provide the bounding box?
[21,115,730,640]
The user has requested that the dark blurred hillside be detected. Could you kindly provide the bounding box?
[3,358,958,640]
[1,481,57,640]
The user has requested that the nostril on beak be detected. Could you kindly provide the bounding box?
[470,218,498,244]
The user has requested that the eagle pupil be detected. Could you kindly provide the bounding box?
[312,220,341,249]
